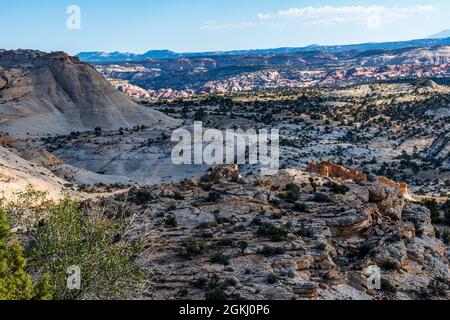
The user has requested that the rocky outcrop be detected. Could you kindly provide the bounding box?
[201,165,242,183]
[307,161,409,196]
[326,205,381,237]
[368,183,406,220]
[113,166,449,300]
[307,161,367,183]
[108,78,195,100]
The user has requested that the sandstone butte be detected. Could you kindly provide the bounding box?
[307,160,409,196]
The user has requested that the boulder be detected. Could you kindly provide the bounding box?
[201,165,242,183]
[368,183,405,220]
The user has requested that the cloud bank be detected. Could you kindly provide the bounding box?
[257,5,437,30]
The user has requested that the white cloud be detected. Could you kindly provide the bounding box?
[257,13,272,21]
[257,5,438,30]
[201,21,259,30]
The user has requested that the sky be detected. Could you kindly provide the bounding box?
[1,0,450,55]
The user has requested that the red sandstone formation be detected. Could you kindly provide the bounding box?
[307,161,408,195]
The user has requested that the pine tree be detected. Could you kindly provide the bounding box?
[0,209,52,300]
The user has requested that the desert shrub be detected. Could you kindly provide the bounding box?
[0,187,50,231]
[194,109,207,121]
[213,210,230,224]
[167,203,177,211]
[210,253,230,266]
[309,177,318,193]
[192,277,209,289]
[184,238,203,258]
[442,230,450,245]
[164,216,178,228]
[267,273,278,284]
[284,183,301,202]
[380,278,396,293]
[293,203,308,212]
[258,245,285,257]
[30,199,142,300]
[204,288,229,301]
[239,241,248,255]
[131,189,154,205]
[424,199,441,224]
[312,193,331,203]
[205,191,222,203]
[327,182,350,195]
[173,192,185,201]
[216,239,234,247]
[428,278,447,297]
[443,207,450,227]
[0,209,52,300]
[256,224,288,241]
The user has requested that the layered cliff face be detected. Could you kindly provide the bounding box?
[92,46,450,99]
[0,50,176,137]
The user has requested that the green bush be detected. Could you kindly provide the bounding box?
[164,216,178,228]
[184,238,203,258]
[284,183,301,202]
[210,253,230,266]
[0,209,52,300]
[204,288,229,301]
[424,200,441,224]
[205,191,222,203]
[256,224,288,241]
[327,182,350,195]
[238,241,248,255]
[30,199,142,300]
[380,278,396,293]
[443,208,450,227]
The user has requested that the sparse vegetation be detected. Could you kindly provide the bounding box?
[256,223,289,241]
[164,215,178,228]
[0,209,52,300]
[204,288,229,301]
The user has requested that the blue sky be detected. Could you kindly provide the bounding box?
[1,0,450,54]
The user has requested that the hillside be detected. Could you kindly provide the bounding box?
[0,50,176,137]
[83,46,450,99]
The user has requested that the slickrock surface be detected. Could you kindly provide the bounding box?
[111,165,450,300]
[0,146,67,200]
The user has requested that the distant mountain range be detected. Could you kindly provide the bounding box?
[428,29,450,39]
[77,35,450,63]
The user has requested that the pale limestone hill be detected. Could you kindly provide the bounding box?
[0,50,177,138]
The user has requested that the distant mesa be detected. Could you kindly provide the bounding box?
[77,50,180,62]
[427,29,450,39]
[412,79,439,89]
[76,35,450,63]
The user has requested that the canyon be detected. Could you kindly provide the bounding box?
[0,48,449,300]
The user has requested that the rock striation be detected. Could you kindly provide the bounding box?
[0,50,176,137]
